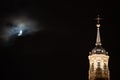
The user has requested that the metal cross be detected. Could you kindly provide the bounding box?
[95,15,102,24]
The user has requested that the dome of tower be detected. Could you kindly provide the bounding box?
[91,45,108,54]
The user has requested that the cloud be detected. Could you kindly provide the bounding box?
[0,14,42,44]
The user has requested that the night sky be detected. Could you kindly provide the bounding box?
[0,0,119,80]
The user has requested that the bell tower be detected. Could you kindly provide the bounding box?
[88,15,110,80]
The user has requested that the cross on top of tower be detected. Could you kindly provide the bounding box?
[95,15,102,28]
[96,15,102,24]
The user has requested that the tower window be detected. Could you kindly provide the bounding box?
[97,62,100,68]
[104,63,106,70]
[92,63,94,71]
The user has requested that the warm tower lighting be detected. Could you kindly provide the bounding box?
[88,15,110,80]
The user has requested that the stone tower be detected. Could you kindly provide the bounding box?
[88,15,110,80]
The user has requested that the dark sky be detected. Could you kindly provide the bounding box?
[0,0,119,80]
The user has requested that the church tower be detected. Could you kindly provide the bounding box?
[88,15,110,80]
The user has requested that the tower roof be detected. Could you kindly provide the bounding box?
[91,15,108,55]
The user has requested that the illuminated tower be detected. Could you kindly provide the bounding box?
[88,15,110,80]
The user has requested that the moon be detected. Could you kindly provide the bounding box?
[18,29,23,36]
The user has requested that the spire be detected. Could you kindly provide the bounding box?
[90,15,108,55]
[95,15,102,46]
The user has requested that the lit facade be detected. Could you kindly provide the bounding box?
[88,15,110,80]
